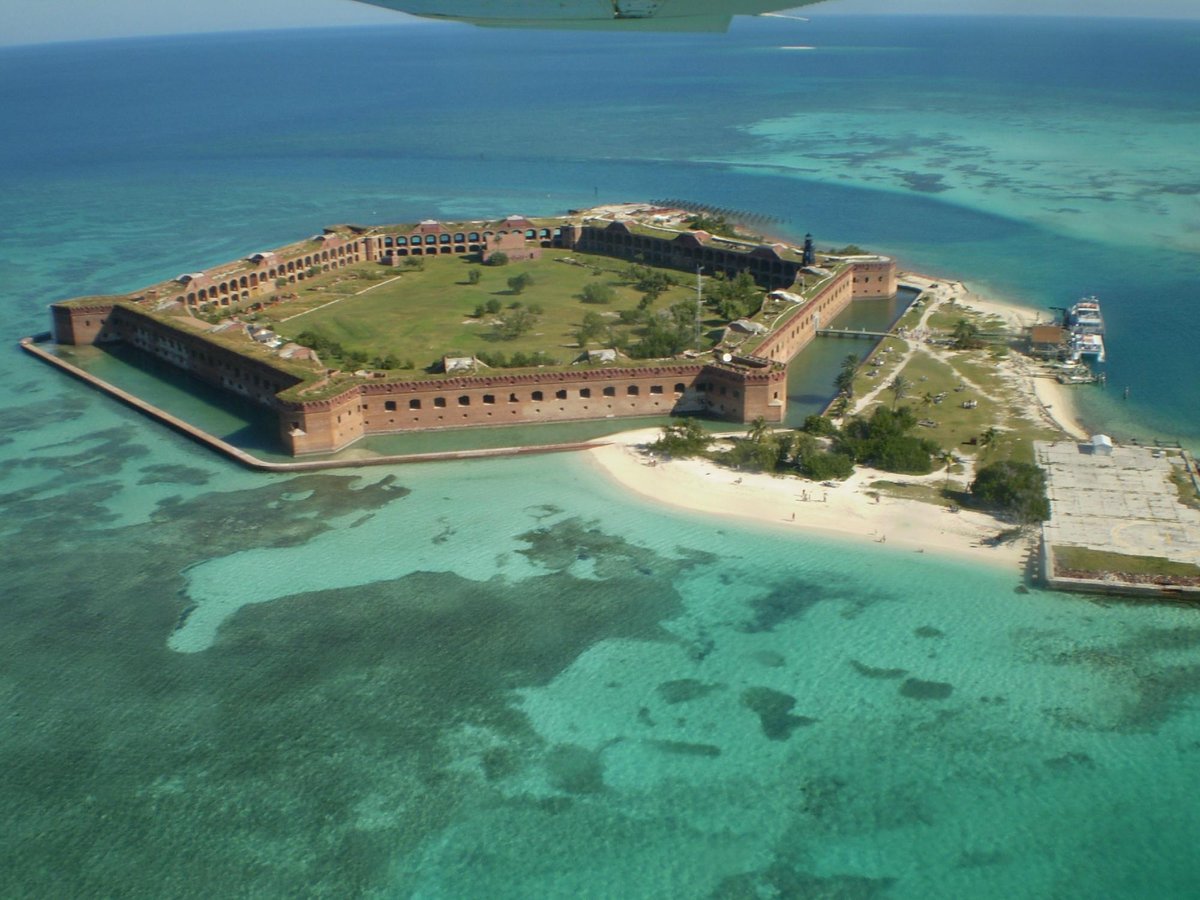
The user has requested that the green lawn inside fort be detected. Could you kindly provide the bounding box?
[245,250,730,373]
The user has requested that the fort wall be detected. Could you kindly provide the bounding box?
[755,268,855,365]
[848,257,898,299]
[279,363,786,455]
[568,221,808,290]
[108,307,303,406]
[55,303,303,407]
[53,303,119,345]
[165,235,365,310]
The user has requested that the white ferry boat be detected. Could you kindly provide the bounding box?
[1065,297,1105,335]
[1069,331,1106,363]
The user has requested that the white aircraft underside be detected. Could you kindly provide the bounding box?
[350,1,827,31]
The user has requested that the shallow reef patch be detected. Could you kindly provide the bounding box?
[740,687,818,740]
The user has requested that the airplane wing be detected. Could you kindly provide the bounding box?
[349,1,829,32]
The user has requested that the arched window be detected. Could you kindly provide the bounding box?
[531,391,544,402]
[603,386,616,397]
[627,385,639,396]
[409,399,421,410]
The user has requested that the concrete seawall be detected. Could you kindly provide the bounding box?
[19,337,607,472]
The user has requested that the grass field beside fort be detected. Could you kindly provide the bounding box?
[849,304,1062,471]
[259,251,712,369]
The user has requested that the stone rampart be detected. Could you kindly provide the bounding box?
[52,302,120,345]
[754,268,856,364]
[279,362,786,455]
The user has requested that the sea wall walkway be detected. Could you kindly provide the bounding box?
[19,337,605,472]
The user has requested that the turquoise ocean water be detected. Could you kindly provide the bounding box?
[1,16,1199,897]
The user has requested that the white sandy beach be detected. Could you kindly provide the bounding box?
[585,278,1090,571]
[585,428,1028,569]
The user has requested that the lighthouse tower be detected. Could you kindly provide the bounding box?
[802,233,816,266]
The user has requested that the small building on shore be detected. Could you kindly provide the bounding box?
[1028,325,1067,358]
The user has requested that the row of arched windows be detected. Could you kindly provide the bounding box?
[177,242,362,307]
[371,382,690,412]
[378,227,560,249]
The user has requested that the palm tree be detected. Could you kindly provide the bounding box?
[953,318,981,349]
[979,426,998,456]
[747,415,771,444]
[834,369,855,399]
[841,353,859,372]
[888,374,911,410]
[940,449,956,487]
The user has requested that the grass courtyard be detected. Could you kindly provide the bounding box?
[249,250,716,372]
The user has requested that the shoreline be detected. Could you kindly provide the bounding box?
[585,276,1092,573]
[584,428,1027,571]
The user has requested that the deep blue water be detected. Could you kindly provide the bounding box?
[1,16,1199,898]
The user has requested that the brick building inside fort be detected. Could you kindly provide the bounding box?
[50,209,896,456]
